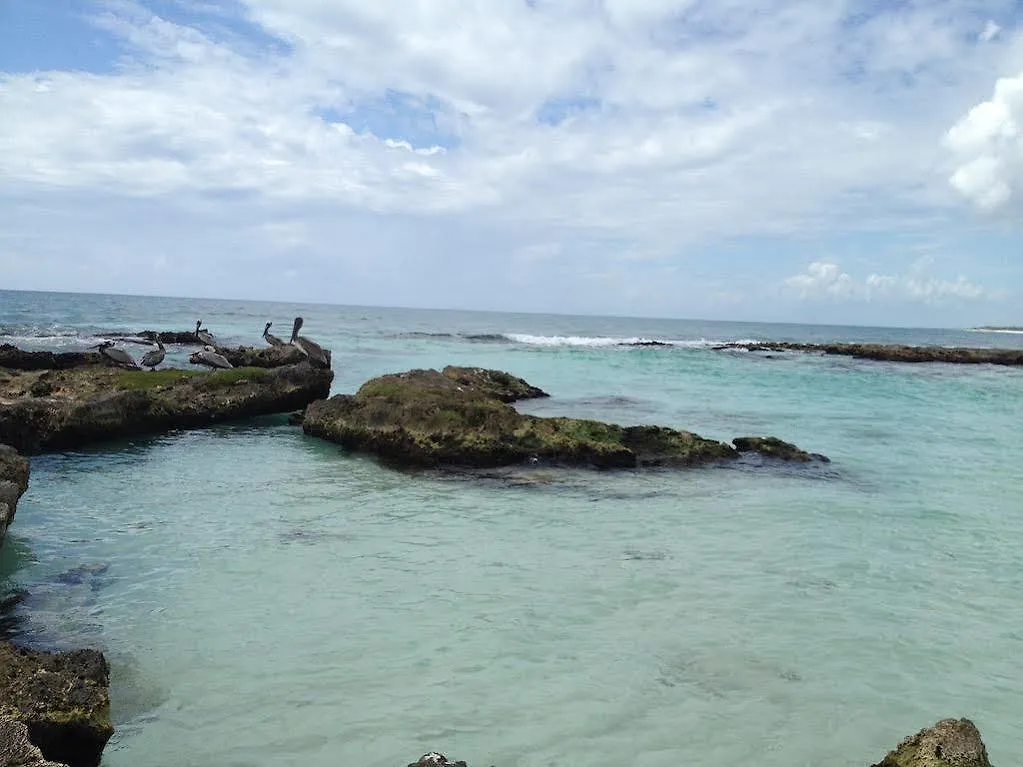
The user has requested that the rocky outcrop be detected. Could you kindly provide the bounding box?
[0,643,112,767]
[0,445,29,550]
[733,436,830,462]
[0,716,66,767]
[440,366,548,402]
[134,329,204,345]
[0,346,101,372]
[870,718,992,767]
[303,367,825,470]
[214,344,306,368]
[408,754,467,767]
[0,363,333,454]
[720,341,1023,366]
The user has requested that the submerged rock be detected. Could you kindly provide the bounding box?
[0,444,29,550]
[0,362,333,454]
[870,718,992,767]
[0,715,66,767]
[304,366,824,470]
[0,642,113,767]
[214,344,307,369]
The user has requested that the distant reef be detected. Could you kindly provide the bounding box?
[717,341,1023,366]
[303,366,828,469]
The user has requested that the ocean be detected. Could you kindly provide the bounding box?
[1,288,1022,766]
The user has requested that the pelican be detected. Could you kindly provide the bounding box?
[263,322,285,346]
[89,341,140,369]
[189,345,233,370]
[195,320,216,346]
[140,339,165,371]
[289,317,331,368]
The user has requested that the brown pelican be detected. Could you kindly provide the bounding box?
[189,345,233,370]
[140,339,166,370]
[289,317,330,368]
[195,320,216,346]
[263,322,285,346]
[89,341,140,369]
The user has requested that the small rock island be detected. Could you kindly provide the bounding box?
[303,366,827,469]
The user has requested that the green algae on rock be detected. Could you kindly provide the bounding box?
[0,445,29,550]
[212,344,307,369]
[0,643,112,767]
[870,718,992,767]
[733,436,831,463]
[303,367,824,470]
[0,362,333,454]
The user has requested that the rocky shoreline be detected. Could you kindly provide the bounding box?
[0,340,1007,765]
[717,340,1023,365]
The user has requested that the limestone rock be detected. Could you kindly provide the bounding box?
[0,362,333,454]
[871,719,992,767]
[304,367,820,470]
[0,643,113,767]
[0,716,66,767]
[0,445,29,550]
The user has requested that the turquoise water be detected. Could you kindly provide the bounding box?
[2,289,1022,766]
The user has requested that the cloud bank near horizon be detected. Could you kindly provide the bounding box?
[0,0,1020,325]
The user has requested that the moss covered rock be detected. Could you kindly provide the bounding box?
[870,718,992,767]
[0,445,29,550]
[0,362,333,454]
[0,643,112,767]
[303,367,821,470]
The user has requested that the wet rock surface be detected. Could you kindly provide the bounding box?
[870,718,992,767]
[0,347,101,372]
[0,362,333,453]
[720,341,1023,366]
[0,715,66,767]
[0,444,29,550]
[214,344,307,368]
[304,366,824,470]
[732,436,831,462]
[0,642,112,767]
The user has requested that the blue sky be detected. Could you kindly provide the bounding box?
[1,0,1021,326]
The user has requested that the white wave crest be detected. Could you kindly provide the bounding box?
[503,334,760,348]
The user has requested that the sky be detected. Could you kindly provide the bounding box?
[1,0,1021,327]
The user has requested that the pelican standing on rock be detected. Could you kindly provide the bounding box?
[263,322,285,346]
[90,341,140,369]
[140,339,166,371]
[189,345,233,370]
[289,317,331,368]
[195,320,216,346]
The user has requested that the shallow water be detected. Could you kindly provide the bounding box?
[2,290,1023,765]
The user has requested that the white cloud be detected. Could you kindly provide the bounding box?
[980,20,1002,42]
[946,70,1023,211]
[785,260,992,304]
[0,0,1018,319]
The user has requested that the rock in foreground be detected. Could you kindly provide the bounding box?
[0,643,112,767]
[871,718,992,767]
[304,367,825,470]
[0,445,29,550]
[0,363,333,454]
[0,716,66,767]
